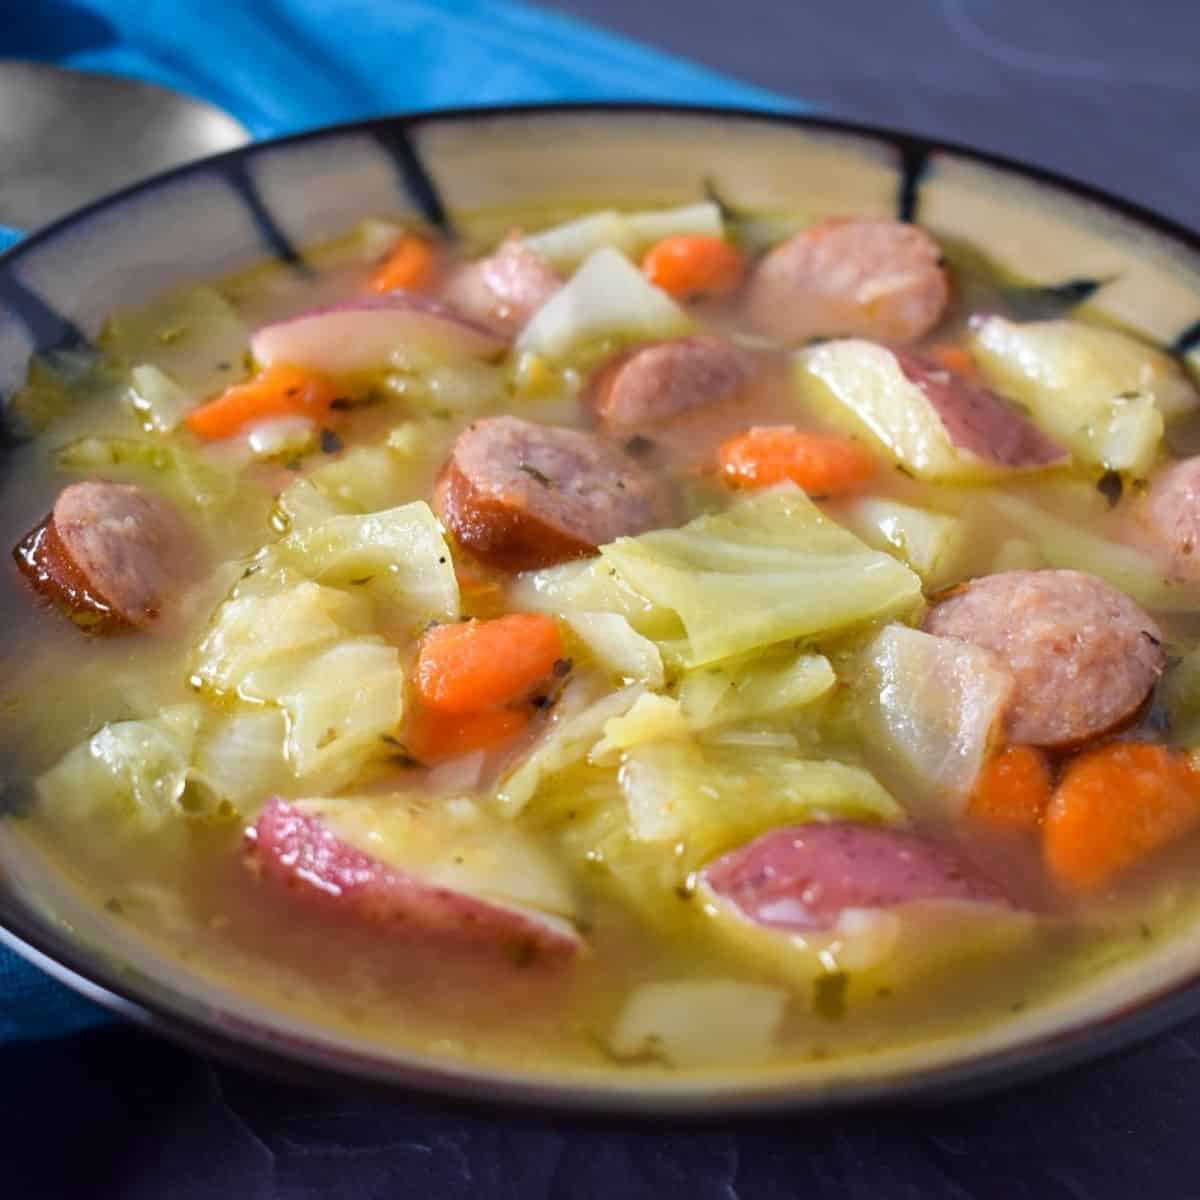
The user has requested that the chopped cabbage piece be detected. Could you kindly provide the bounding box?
[99,285,248,399]
[128,363,192,433]
[265,501,460,632]
[188,707,290,813]
[382,358,506,417]
[243,639,404,782]
[516,248,691,361]
[495,683,646,817]
[969,316,1181,472]
[273,435,455,532]
[244,415,319,461]
[590,694,688,762]
[985,492,1198,611]
[600,486,922,666]
[510,557,682,641]
[607,979,787,1067]
[35,701,294,841]
[9,350,124,435]
[620,741,902,852]
[36,705,202,835]
[854,624,1012,820]
[192,579,371,697]
[54,435,235,512]
[563,612,665,687]
[971,315,1197,419]
[300,797,578,918]
[677,648,835,732]
[837,496,967,588]
[304,444,411,513]
[794,340,1031,482]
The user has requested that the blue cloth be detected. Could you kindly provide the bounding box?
[0,2,798,1041]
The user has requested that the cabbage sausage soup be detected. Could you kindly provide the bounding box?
[7,196,1200,1080]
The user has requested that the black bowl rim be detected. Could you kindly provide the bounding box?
[4,100,1200,1116]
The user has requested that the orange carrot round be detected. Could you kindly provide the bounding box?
[415,614,566,716]
[368,232,438,294]
[403,704,530,765]
[185,365,335,441]
[641,235,745,300]
[970,745,1052,832]
[1044,742,1200,892]
[718,426,876,495]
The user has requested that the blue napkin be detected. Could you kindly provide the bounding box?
[0,1,798,1041]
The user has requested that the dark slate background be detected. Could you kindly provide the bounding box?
[8,2,1200,1195]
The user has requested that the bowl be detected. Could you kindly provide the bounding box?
[5,103,1200,1113]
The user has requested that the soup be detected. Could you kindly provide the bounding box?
[4,195,1200,1080]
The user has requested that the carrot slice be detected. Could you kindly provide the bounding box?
[718,426,876,495]
[404,704,530,765]
[641,235,745,300]
[185,365,335,441]
[970,745,1052,832]
[1044,742,1200,891]
[368,232,438,294]
[415,614,566,716]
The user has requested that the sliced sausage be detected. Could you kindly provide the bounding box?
[893,351,1067,468]
[246,798,581,969]
[922,569,1165,747]
[701,822,1012,933]
[1145,456,1200,581]
[14,481,196,631]
[746,217,949,346]
[585,336,757,432]
[433,415,671,570]
[442,235,561,336]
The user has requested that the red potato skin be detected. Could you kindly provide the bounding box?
[701,822,1012,933]
[585,336,758,432]
[246,798,581,969]
[433,416,672,571]
[746,217,950,346]
[893,351,1068,468]
[14,481,196,631]
[922,569,1166,748]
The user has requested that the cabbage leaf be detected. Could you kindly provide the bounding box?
[600,486,922,666]
[852,624,1012,820]
[968,316,1188,472]
[516,247,691,361]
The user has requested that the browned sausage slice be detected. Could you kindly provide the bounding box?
[433,415,671,570]
[1145,456,1200,581]
[746,217,950,345]
[442,235,561,336]
[893,351,1068,468]
[14,481,196,631]
[585,336,757,432]
[246,797,581,969]
[922,569,1165,747]
[701,822,1012,933]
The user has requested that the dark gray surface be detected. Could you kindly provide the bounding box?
[9,2,1200,1197]
[548,0,1200,228]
